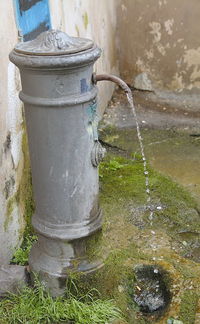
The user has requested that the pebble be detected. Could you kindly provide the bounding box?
[167,319,183,324]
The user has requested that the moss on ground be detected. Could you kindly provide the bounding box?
[179,290,199,324]
[66,150,200,323]
[100,153,200,235]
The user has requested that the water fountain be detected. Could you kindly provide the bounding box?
[8,29,154,297]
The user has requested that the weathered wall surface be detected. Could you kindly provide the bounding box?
[50,0,118,113]
[0,0,118,263]
[0,2,25,264]
[118,0,200,92]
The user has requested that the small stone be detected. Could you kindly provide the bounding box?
[167,319,183,324]
[133,72,154,91]
[0,264,27,297]
[118,285,124,293]
[182,241,187,246]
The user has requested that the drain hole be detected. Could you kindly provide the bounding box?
[132,264,171,315]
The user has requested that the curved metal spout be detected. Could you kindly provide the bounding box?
[92,73,132,97]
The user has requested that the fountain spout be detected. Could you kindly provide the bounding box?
[93,73,132,96]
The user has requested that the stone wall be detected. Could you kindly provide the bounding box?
[118,0,200,93]
[0,2,24,264]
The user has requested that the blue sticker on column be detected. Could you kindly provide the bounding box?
[13,0,51,41]
[80,78,89,93]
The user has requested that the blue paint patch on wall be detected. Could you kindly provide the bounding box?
[13,0,51,41]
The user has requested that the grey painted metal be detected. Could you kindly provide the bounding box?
[14,29,94,55]
[9,30,104,296]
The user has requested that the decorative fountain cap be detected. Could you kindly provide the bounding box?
[10,29,101,69]
[14,29,94,56]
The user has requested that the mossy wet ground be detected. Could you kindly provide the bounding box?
[99,125,200,201]
[90,93,200,323]
[89,149,200,323]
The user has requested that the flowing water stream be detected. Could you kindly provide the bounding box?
[95,74,154,219]
[125,88,154,220]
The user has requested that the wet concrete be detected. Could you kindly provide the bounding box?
[101,89,200,202]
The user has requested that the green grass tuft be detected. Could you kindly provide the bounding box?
[11,234,37,266]
[0,279,124,324]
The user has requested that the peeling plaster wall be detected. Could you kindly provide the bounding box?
[118,0,200,92]
[0,2,24,264]
[50,0,119,114]
[0,1,118,263]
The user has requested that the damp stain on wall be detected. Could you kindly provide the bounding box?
[83,11,89,30]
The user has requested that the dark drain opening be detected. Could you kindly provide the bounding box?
[131,264,171,315]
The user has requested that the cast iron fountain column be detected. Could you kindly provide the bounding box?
[9,30,105,296]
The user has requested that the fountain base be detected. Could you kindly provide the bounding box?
[29,233,103,296]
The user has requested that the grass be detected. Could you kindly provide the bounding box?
[11,234,37,266]
[0,279,124,324]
